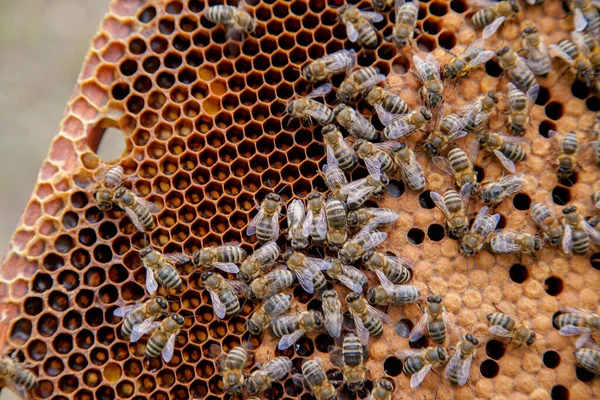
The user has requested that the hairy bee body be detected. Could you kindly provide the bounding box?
[326,196,348,249]
[192,243,246,272]
[507,83,539,136]
[366,87,410,117]
[497,47,537,90]
[322,124,358,171]
[530,202,564,247]
[355,139,396,178]
[471,0,520,39]
[238,241,280,283]
[322,290,343,338]
[117,297,169,339]
[286,84,334,126]
[575,348,600,375]
[562,205,600,254]
[338,67,385,102]
[393,143,427,191]
[387,0,419,48]
[347,207,398,230]
[489,231,543,257]
[342,333,367,391]
[346,292,390,343]
[248,293,293,335]
[367,284,420,306]
[370,378,394,400]
[459,207,500,257]
[339,5,381,48]
[479,131,526,173]
[302,49,356,84]
[146,314,185,361]
[205,5,256,40]
[522,27,552,75]
[272,311,324,349]
[444,334,481,386]
[413,54,444,109]
[339,229,387,264]
[115,187,157,231]
[341,175,389,209]
[433,147,478,191]
[382,108,432,140]
[0,356,38,392]
[222,345,250,395]
[325,259,368,293]
[557,131,580,179]
[247,269,295,300]
[246,356,292,395]
[479,173,526,208]
[140,247,184,294]
[248,193,283,243]
[487,312,535,347]
[550,35,595,87]
[202,271,243,318]
[397,346,447,388]
[431,184,471,238]
[443,39,495,84]
[362,250,411,284]
[302,359,337,400]
[334,104,378,141]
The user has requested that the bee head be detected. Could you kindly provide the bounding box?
[424,143,438,157]
[282,249,294,261]
[247,320,261,335]
[460,244,474,256]
[378,378,393,391]
[533,236,543,251]
[509,0,520,12]
[453,226,468,238]
[156,297,169,310]
[227,384,243,395]
[332,104,346,116]
[312,311,323,327]
[557,166,572,178]
[96,189,114,210]
[246,379,258,394]
[510,124,526,136]
[420,108,433,121]
[348,381,365,391]
[301,65,312,81]
[361,250,375,263]
[336,91,350,103]
[429,93,443,108]
[338,250,349,264]
[201,271,214,281]
[487,92,499,103]
[238,271,250,283]
[139,247,153,257]
[345,292,360,302]
[526,331,536,346]
[322,124,336,134]
[523,27,537,35]
[247,18,257,34]
[172,314,185,325]
[380,175,390,185]
[372,0,385,10]
[366,288,376,305]
[308,191,320,200]
[437,346,447,360]
[347,211,358,227]
[443,64,457,80]
[322,290,336,299]
[266,193,281,202]
[562,205,577,214]
[353,139,366,151]
[497,47,510,57]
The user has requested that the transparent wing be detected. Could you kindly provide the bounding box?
[349,114,375,137]
[352,312,371,345]
[385,255,413,269]
[341,177,367,195]
[432,156,455,177]
[584,221,600,244]
[572,31,592,57]
[288,199,305,229]
[472,206,489,233]
[114,303,144,318]
[375,270,409,296]
[305,107,334,123]
[412,55,427,81]
[458,100,481,117]
[482,16,506,39]
[131,319,161,343]
[488,325,512,338]
[358,230,388,252]
[384,122,417,139]
[162,333,177,363]
[136,196,161,213]
[493,150,516,173]
[367,303,394,325]
[228,280,249,295]
[246,208,264,236]
[526,84,540,106]
[146,267,158,295]
[457,353,475,385]
[348,186,375,206]
[426,52,441,71]
[360,10,384,23]
[307,83,333,99]
[559,325,592,336]
[459,183,472,207]
[301,207,314,237]
[324,308,342,338]
[305,257,331,271]
[411,364,433,388]
[340,264,367,288]
[292,266,315,294]
[574,8,588,32]
[562,223,573,254]
[357,74,386,91]
[409,312,429,342]
[270,212,280,241]
[526,56,551,75]
[442,310,460,340]
[575,332,593,349]
[278,329,305,350]
[363,155,383,180]
[395,0,406,16]
[463,38,486,58]
[444,348,462,380]
[490,235,521,253]
[209,290,227,319]
[396,348,423,360]
[376,104,398,127]
[315,208,328,238]
[163,253,191,264]
[467,50,495,68]
[125,207,148,232]
[337,274,365,293]
[499,174,526,196]
[326,144,339,167]
[346,21,359,42]
[549,44,575,63]
[213,262,240,273]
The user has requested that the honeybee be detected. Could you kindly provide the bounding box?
[322,124,358,171]
[396,346,448,388]
[372,0,394,11]
[340,332,368,391]
[550,33,596,87]
[341,174,390,210]
[0,355,38,397]
[247,192,284,243]
[145,313,185,362]
[520,27,552,75]
[191,242,246,273]
[303,192,328,245]
[366,86,410,126]
[413,53,444,109]
[322,290,343,338]
[272,311,324,350]
[366,277,420,307]
[201,271,248,319]
[323,149,349,202]
[325,258,369,293]
[392,143,427,191]
[457,92,499,134]
[470,0,520,39]
[487,312,535,347]
[479,131,527,173]
[347,207,398,231]
[333,104,378,141]
[283,250,331,294]
[297,358,337,400]
[368,377,394,400]
[114,296,169,340]
[430,183,472,238]
[593,191,600,209]
[248,293,293,336]
[386,0,420,49]
[205,3,256,40]
[355,139,398,180]
[570,0,600,37]
[410,295,458,345]
[382,108,432,140]
[488,231,544,258]
[432,145,479,193]
[422,113,469,158]
[574,348,600,375]
[140,247,187,295]
[346,292,393,345]
[339,228,387,264]
[285,84,334,126]
[459,206,500,258]
[325,195,348,249]
[338,66,386,103]
[562,205,600,254]
[530,202,564,247]
[238,241,280,283]
[246,356,293,395]
[302,49,357,84]
[506,83,539,136]
[363,250,412,285]
[444,334,481,386]
[287,199,309,249]
[496,47,537,91]
[554,308,600,348]
[338,5,384,49]
[95,165,124,208]
[217,345,251,395]
[246,268,295,300]
[478,172,527,208]
[550,130,580,180]
[443,38,495,85]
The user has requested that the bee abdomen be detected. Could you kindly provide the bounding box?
[221,288,241,316]
[206,5,235,24]
[471,9,495,28]
[383,95,409,115]
[273,319,299,337]
[448,148,470,172]
[157,266,183,290]
[572,230,590,253]
[386,265,411,284]
[428,320,447,344]
[501,144,526,161]
[343,338,364,366]
[13,370,37,390]
[135,204,156,230]
[312,270,328,293]
[487,312,515,330]
[303,360,326,385]
[555,313,585,328]
[363,316,384,337]
[358,24,378,48]
[225,346,249,369]
[121,312,145,337]
[217,246,246,263]
[403,357,425,375]
[146,333,167,358]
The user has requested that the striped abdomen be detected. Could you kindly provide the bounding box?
[362,314,384,337]
[508,61,536,90]
[13,369,37,390]
[134,202,156,230]
[382,93,409,114]
[555,313,586,328]
[500,143,526,161]
[427,319,447,344]
[343,335,364,366]
[487,313,515,330]
[562,132,580,155]
[312,270,328,293]
[216,246,246,263]
[225,346,249,369]
[558,40,579,58]
[403,356,426,375]
[357,21,378,48]
[220,287,241,316]
[105,166,123,188]
[572,229,590,253]
[121,310,146,337]
[444,190,462,212]
[205,5,235,25]
[390,285,420,304]
[508,87,527,111]
[303,360,327,386]
[471,9,495,28]
[326,200,347,229]
[377,152,396,173]
[575,348,600,374]
[448,148,471,173]
[257,212,278,243]
[146,330,169,358]
[156,264,183,290]
[383,262,411,284]
[272,317,300,337]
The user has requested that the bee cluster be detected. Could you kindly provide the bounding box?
[2,0,600,399]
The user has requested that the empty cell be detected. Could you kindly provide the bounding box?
[143,55,160,74]
[438,31,457,50]
[178,68,197,85]
[111,82,130,100]
[157,72,176,89]
[75,329,94,350]
[192,30,210,47]
[48,290,69,311]
[85,307,104,327]
[165,51,182,70]
[417,34,437,52]
[235,56,253,76]
[150,36,168,54]
[172,34,191,51]
[53,333,74,354]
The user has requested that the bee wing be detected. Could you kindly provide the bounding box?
[526,84,540,106]
[562,222,573,254]
[288,199,306,229]
[525,56,551,75]
[500,173,527,195]
[163,253,191,264]
[114,303,144,318]
[208,290,227,319]
[305,108,334,124]
[367,303,394,325]
[459,183,473,207]
[493,150,516,173]
[376,104,400,127]
[146,266,159,295]
[346,21,360,42]
[574,7,588,32]
[472,206,489,233]
[385,255,413,269]
[559,325,592,337]
[482,16,506,39]
[385,122,418,139]
[411,364,433,388]
[351,311,371,346]
[341,178,367,195]
[467,50,495,68]
[575,332,593,349]
[584,221,600,244]
[278,329,305,350]
[226,25,244,41]
[349,114,375,137]
[341,263,368,286]
[457,100,481,117]
[549,44,575,63]
[572,31,592,56]
[301,207,314,237]
[326,144,340,168]
[396,348,423,359]
[432,156,456,177]
[412,55,427,81]
[359,10,384,23]
[213,262,240,273]
[130,319,161,343]
[373,141,402,153]
[442,310,460,340]
[395,0,406,16]
[426,52,441,71]
[337,273,365,293]
[227,280,249,296]
[315,207,328,238]
[125,207,149,232]
[305,257,331,271]
[357,74,387,91]
[457,353,475,386]
[307,83,334,99]
[409,312,429,342]
[363,155,383,180]
[292,266,315,294]
[360,230,388,252]
[162,332,177,363]
[444,347,462,380]
[375,270,403,295]
[324,307,342,338]
[490,233,521,253]
[462,38,485,57]
[135,196,161,213]
[270,212,280,241]
[246,208,264,236]
[488,325,512,338]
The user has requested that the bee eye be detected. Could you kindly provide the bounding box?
[427,296,434,302]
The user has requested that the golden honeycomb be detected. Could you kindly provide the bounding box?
[0,0,600,399]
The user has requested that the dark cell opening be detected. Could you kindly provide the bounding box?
[558,172,577,187]
[387,179,405,198]
[551,186,570,205]
[586,96,600,112]
[409,334,428,349]
[545,102,564,120]
[138,6,156,23]
[544,276,564,296]
[509,264,528,284]
[438,31,457,50]
[419,191,436,209]
[480,359,499,378]
[315,333,334,353]
[294,337,314,357]
[407,228,425,245]
[571,80,590,99]
[512,193,531,210]
[550,385,569,400]
[485,340,506,360]
[543,351,560,369]
[427,224,445,241]
[552,311,563,330]
[450,0,467,13]
[536,86,551,105]
[591,253,600,270]
[474,165,485,182]
[383,357,403,376]
[539,120,557,138]
[576,365,596,382]
[485,59,502,77]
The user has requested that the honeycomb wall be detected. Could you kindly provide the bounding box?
[0,0,598,399]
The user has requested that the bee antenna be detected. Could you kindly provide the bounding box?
[424,282,435,295]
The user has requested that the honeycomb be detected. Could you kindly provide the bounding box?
[1,0,600,399]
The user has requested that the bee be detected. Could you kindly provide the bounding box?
[479,131,527,173]
[238,241,280,283]
[442,38,495,85]
[272,311,324,350]
[432,145,479,193]
[338,5,384,49]
[346,292,393,345]
[506,83,539,136]
[550,130,580,180]
[247,192,284,243]
[382,108,432,140]
[95,165,124,209]
[459,206,500,258]
[339,228,388,264]
[392,143,427,191]
[341,174,390,210]
[303,192,328,245]
[486,312,535,347]
[410,295,458,345]
[457,92,499,134]
[444,334,481,386]
[338,66,386,103]
[217,345,251,395]
[422,113,469,158]
[554,308,600,348]
[333,104,378,141]
[478,172,527,208]
[354,139,398,180]
[347,207,398,231]
[322,124,358,171]
[297,358,337,400]
[369,377,394,400]
[366,86,410,126]
[530,202,564,247]
[413,53,444,109]
[550,34,595,87]
[363,250,412,285]
[372,0,394,12]
[287,199,309,249]
[246,268,295,300]
[430,183,472,238]
[320,290,343,338]
[0,355,38,397]
[497,47,537,91]
[325,258,369,293]
[570,0,600,37]
[470,0,520,39]
[246,356,293,395]
[205,3,256,40]
[520,27,552,76]
[574,348,600,375]
[341,333,368,391]
[488,231,544,258]
[302,49,356,84]
[593,191,600,209]
[140,247,187,295]
[283,250,331,294]
[191,242,246,273]
[323,149,349,202]
[396,346,448,388]
[248,293,293,336]
[561,205,600,254]
[325,195,349,249]
[366,275,420,307]
[386,0,420,49]
[114,296,169,340]
[201,271,248,319]
[145,313,185,362]
[285,84,334,126]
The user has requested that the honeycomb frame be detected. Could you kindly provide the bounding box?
[0,0,599,399]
